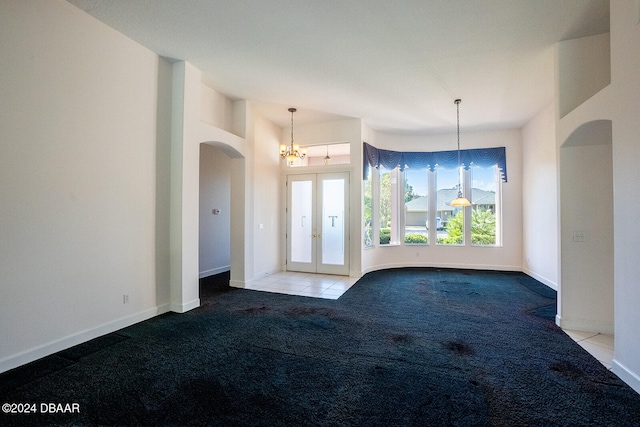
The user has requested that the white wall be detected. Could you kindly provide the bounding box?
[199,145,231,277]
[553,0,640,394]
[557,33,611,118]
[170,62,248,300]
[555,28,616,338]
[200,84,234,132]
[610,0,640,394]
[0,0,171,372]
[362,129,523,273]
[559,140,614,334]
[252,112,284,278]
[521,105,558,289]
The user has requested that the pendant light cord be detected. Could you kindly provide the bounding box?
[290,109,294,148]
[455,99,462,192]
[456,99,461,166]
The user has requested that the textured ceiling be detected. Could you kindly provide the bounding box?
[67,0,609,134]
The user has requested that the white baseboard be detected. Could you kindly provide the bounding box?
[555,315,614,335]
[199,265,230,279]
[0,304,170,375]
[229,279,247,288]
[252,268,281,280]
[170,298,200,313]
[360,261,521,276]
[613,359,640,395]
[522,268,558,291]
[229,268,282,289]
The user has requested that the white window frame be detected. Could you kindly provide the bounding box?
[365,163,502,249]
[470,164,503,247]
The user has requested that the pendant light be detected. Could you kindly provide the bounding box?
[324,145,331,165]
[279,107,307,165]
[450,99,472,207]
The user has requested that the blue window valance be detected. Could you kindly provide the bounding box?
[363,142,507,182]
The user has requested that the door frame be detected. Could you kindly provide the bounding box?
[286,172,350,275]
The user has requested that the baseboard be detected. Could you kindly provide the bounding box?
[361,261,521,276]
[199,265,230,279]
[522,268,558,291]
[0,304,170,375]
[229,279,247,288]
[555,315,614,335]
[612,359,640,395]
[170,298,200,313]
[253,267,281,280]
[229,268,283,289]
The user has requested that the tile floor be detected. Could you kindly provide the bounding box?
[245,271,359,300]
[563,329,615,370]
[244,272,616,370]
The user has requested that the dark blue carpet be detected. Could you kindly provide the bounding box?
[1,268,639,426]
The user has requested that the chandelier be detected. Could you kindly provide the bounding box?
[280,107,306,165]
[450,99,472,207]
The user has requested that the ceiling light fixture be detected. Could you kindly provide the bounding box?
[450,99,472,207]
[280,107,306,166]
[324,145,331,165]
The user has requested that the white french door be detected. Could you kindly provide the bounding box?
[286,172,349,275]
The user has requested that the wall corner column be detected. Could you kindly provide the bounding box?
[169,61,201,312]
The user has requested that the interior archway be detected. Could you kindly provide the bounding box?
[558,119,614,335]
[199,141,246,293]
[199,144,232,280]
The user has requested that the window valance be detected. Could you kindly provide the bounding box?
[363,142,507,182]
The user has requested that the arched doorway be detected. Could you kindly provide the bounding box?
[169,135,246,313]
[558,119,614,335]
[199,144,232,279]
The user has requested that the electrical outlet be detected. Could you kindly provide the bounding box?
[573,231,585,242]
[123,294,129,304]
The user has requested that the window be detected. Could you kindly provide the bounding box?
[363,168,373,247]
[379,166,400,245]
[404,168,428,244]
[436,166,466,245]
[471,165,502,246]
[362,143,506,249]
[287,142,350,167]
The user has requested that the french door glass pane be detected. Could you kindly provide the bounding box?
[436,167,465,245]
[290,180,312,263]
[322,178,345,265]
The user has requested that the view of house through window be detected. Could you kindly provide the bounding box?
[404,168,429,244]
[436,167,466,245]
[367,163,502,248]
